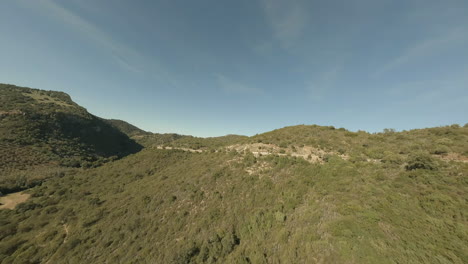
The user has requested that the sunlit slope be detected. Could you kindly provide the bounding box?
[250,124,468,160]
[1,140,467,263]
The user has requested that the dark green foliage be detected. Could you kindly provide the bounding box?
[431,145,451,155]
[133,133,187,147]
[1,147,466,263]
[0,84,142,191]
[405,152,438,171]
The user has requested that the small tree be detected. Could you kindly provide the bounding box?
[405,152,437,171]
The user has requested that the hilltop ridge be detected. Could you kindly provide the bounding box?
[0,84,142,192]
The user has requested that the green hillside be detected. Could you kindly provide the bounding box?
[0,84,142,192]
[0,85,467,263]
[249,124,468,163]
[129,131,247,150]
[1,136,467,263]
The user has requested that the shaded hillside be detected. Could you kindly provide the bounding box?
[1,124,467,263]
[130,133,187,148]
[131,132,247,150]
[0,84,142,191]
[102,118,191,148]
[103,119,150,137]
[102,117,248,150]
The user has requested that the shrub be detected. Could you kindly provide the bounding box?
[348,154,367,163]
[0,238,27,255]
[431,145,450,155]
[405,153,437,171]
[365,149,385,159]
[381,152,403,164]
[243,152,256,166]
[0,223,17,240]
[274,211,286,222]
[68,238,82,249]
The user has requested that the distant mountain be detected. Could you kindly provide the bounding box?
[0,83,142,191]
[107,123,249,150]
[165,134,249,150]
[102,119,189,148]
[103,119,150,137]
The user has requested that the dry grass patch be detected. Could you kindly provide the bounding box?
[435,152,468,163]
[0,192,31,209]
[245,161,272,176]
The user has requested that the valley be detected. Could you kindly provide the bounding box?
[0,84,467,263]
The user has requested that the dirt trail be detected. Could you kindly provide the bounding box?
[155,146,203,153]
[45,224,71,264]
[0,192,30,209]
[63,224,69,243]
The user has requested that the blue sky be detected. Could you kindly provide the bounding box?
[1,0,467,137]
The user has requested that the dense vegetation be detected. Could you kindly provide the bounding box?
[130,131,247,150]
[0,84,142,192]
[250,124,468,160]
[0,85,467,263]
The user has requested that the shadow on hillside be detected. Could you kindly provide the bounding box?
[52,112,144,158]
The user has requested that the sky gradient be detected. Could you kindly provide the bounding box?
[1,0,467,137]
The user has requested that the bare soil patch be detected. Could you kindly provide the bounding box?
[0,192,31,209]
[436,153,468,163]
[227,143,348,163]
[155,146,203,153]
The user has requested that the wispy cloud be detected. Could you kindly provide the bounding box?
[375,26,468,77]
[216,74,263,95]
[306,62,344,102]
[259,0,308,50]
[21,0,180,87]
[112,54,143,74]
[33,0,144,73]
